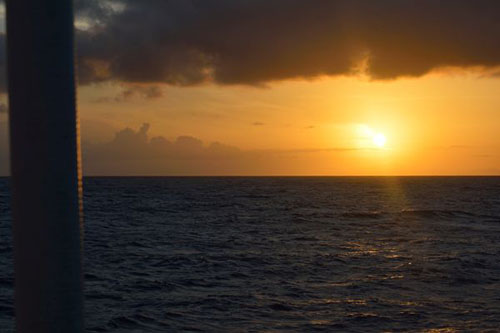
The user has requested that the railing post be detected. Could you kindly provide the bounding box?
[6,0,84,331]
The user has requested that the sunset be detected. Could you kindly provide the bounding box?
[0,1,500,332]
[1,1,500,176]
[54,65,500,176]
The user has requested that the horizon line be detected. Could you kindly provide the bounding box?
[2,174,500,178]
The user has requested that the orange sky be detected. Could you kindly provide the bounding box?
[68,69,500,175]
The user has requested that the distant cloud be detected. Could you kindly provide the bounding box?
[252,122,264,126]
[93,85,163,103]
[83,123,241,162]
[120,86,163,100]
[2,1,500,93]
[81,123,366,175]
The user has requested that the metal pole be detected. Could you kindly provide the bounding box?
[6,0,84,331]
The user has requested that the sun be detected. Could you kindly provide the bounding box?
[356,124,389,149]
[372,133,387,148]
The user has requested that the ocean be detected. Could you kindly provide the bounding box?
[1,176,500,332]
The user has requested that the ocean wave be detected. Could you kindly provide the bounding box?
[1,177,500,332]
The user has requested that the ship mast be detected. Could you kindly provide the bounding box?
[6,0,84,331]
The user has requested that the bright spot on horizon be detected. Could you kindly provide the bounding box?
[372,133,387,148]
[356,124,388,149]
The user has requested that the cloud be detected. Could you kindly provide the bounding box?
[83,123,361,161]
[2,0,500,93]
[82,123,241,162]
[119,86,163,100]
[73,0,500,87]
[252,122,264,126]
[81,123,365,175]
[93,85,163,103]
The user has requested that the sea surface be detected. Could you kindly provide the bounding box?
[1,177,500,332]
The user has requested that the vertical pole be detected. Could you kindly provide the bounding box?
[6,0,84,332]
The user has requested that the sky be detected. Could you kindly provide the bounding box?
[1,0,500,175]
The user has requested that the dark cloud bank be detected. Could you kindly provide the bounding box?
[83,123,240,161]
[1,0,500,93]
[81,123,246,175]
[81,123,358,175]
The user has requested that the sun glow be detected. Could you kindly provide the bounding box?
[357,124,388,149]
[373,133,387,148]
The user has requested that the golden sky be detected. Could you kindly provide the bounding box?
[72,70,500,175]
[1,1,500,175]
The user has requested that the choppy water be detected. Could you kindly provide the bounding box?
[1,177,500,332]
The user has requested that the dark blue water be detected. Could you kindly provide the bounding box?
[1,177,500,332]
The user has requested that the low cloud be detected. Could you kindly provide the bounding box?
[93,85,164,103]
[83,123,241,162]
[81,123,365,175]
[118,86,163,100]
